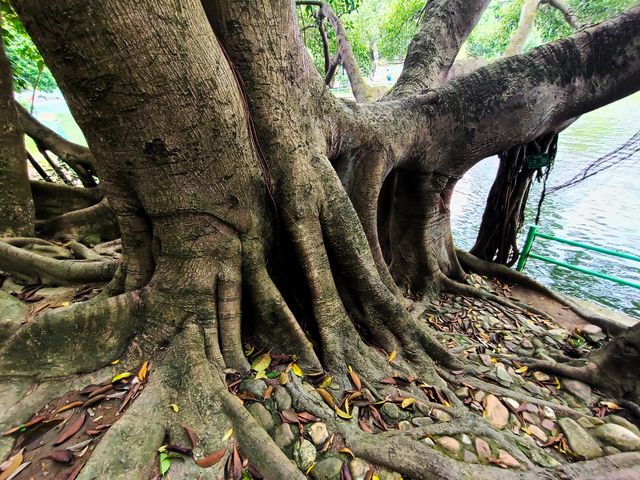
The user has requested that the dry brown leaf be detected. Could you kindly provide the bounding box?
[196,447,226,468]
[315,388,336,409]
[0,449,23,480]
[53,412,86,446]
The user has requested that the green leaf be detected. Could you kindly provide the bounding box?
[251,352,271,372]
[159,452,171,476]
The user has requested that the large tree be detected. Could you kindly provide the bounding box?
[1,1,640,479]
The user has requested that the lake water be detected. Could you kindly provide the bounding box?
[451,92,640,319]
[24,90,640,319]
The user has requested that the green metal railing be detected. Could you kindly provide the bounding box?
[516,225,640,289]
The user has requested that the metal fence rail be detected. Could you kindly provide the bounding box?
[516,225,640,289]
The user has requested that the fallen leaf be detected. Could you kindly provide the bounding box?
[335,407,352,419]
[600,401,621,411]
[315,388,336,410]
[358,418,373,433]
[514,366,529,374]
[291,363,304,377]
[348,367,362,391]
[0,449,23,480]
[278,373,289,385]
[254,370,268,380]
[45,450,74,464]
[280,409,300,424]
[182,425,199,449]
[339,448,355,458]
[264,385,273,400]
[112,372,133,383]
[67,439,93,453]
[318,375,333,389]
[54,412,86,446]
[169,404,179,413]
[137,361,150,381]
[55,401,84,415]
[159,451,171,475]
[2,415,47,436]
[305,462,316,475]
[387,350,397,364]
[251,352,271,372]
[167,444,193,456]
[110,359,120,365]
[222,428,234,442]
[82,394,106,408]
[401,398,416,409]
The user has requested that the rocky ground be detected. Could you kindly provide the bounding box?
[0,243,639,479]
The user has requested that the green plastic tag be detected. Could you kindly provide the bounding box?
[527,153,550,169]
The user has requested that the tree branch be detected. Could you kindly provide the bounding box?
[386,0,491,98]
[503,0,542,57]
[543,0,582,29]
[14,101,97,185]
[435,5,640,172]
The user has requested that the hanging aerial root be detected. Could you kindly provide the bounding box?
[0,239,117,285]
[457,249,628,334]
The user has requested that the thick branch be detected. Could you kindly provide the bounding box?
[504,0,542,57]
[436,6,640,172]
[544,0,582,29]
[15,101,97,185]
[387,0,491,97]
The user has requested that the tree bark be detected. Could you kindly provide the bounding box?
[0,18,35,237]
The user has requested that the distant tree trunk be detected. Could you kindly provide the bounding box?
[0,20,34,237]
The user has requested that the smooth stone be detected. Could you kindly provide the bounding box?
[558,418,603,459]
[437,436,460,453]
[548,328,569,341]
[474,390,486,402]
[273,423,296,449]
[577,416,604,429]
[496,366,514,386]
[562,379,593,403]
[463,450,478,463]
[247,402,274,433]
[311,455,342,480]
[398,420,412,431]
[593,423,640,451]
[484,394,509,430]
[527,424,548,442]
[308,422,330,447]
[582,324,606,342]
[475,437,492,460]
[273,385,292,411]
[412,416,434,428]
[239,379,267,399]
[502,397,520,411]
[605,415,640,437]
[422,437,435,447]
[542,406,556,420]
[349,458,370,480]
[520,339,534,349]
[293,439,317,471]
[431,409,451,423]
[460,434,472,446]
[498,450,521,468]
[381,402,402,422]
[455,387,470,399]
[603,446,621,456]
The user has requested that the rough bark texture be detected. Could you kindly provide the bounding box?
[1,1,640,479]
[0,24,35,237]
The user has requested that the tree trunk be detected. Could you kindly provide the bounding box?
[0,21,35,237]
[2,1,640,479]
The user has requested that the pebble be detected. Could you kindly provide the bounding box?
[437,436,460,453]
[527,424,548,442]
[542,406,556,420]
[498,450,521,468]
[422,437,435,447]
[496,365,514,386]
[558,418,603,459]
[605,415,640,437]
[398,420,412,431]
[381,402,402,422]
[308,422,330,447]
[581,324,606,342]
[562,379,593,404]
[272,385,292,411]
[593,423,640,451]
[577,416,604,429]
[239,379,267,399]
[502,397,520,411]
[484,394,509,430]
[603,446,621,456]
[273,423,296,449]
[463,450,478,463]
[455,387,470,399]
[311,455,342,480]
[430,409,451,423]
[475,437,492,460]
[460,434,472,446]
[412,416,434,427]
[349,458,370,480]
[293,439,317,471]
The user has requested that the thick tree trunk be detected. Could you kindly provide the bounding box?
[0,24,35,236]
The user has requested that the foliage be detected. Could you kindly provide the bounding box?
[1,0,56,92]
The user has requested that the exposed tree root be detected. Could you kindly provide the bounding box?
[38,198,119,242]
[0,239,117,285]
[457,249,628,334]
